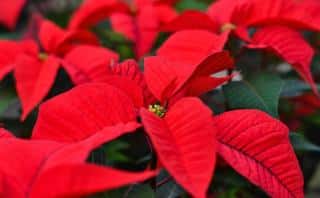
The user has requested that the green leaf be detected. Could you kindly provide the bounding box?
[290,133,320,153]
[92,184,154,198]
[176,0,208,11]
[125,184,155,198]
[0,32,20,39]
[156,182,184,198]
[281,79,317,97]
[102,141,132,164]
[0,91,16,114]
[156,170,185,198]
[223,73,284,117]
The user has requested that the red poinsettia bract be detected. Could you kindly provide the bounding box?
[0,20,115,120]
[69,0,177,58]
[20,83,157,197]
[31,35,235,197]
[163,0,320,95]
[213,110,304,198]
[0,126,156,198]
[0,0,26,29]
[31,37,304,197]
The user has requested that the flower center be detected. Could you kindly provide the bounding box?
[148,104,166,117]
[38,53,48,61]
[221,23,236,33]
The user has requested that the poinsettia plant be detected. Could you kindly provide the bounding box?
[1,0,320,197]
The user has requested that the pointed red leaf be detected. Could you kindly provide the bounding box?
[135,6,160,58]
[178,51,234,97]
[208,0,320,32]
[0,40,38,81]
[68,0,130,29]
[144,56,183,102]
[153,4,177,24]
[111,6,160,58]
[292,93,320,116]
[39,20,99,55]
[14,55,60,120]
[0,0,26,29]
[0,123,152,198]
[247,26,317,95]
[110,12,136,41]
[162,10,219,33]
[39,122,141,165]
[140,97,216,198]
[157,30,229,65]
[30,164,156,198]
[63,45,119,84]
[32,83,138,142]
[0,41,21,80]
[0,128,14,138]
[111,60,144,84]
[144,51,234,102]
[240,0,320,32]
[213,110,304,198]
[111,60,155,106]
[207,0,235,27]
[39,20,64,53]
[103,75,145,108]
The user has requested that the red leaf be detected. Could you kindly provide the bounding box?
[292,93,320,116]
[30,164,156,198]
[238,0,320,31]
[0,128,13,138]
[103,75,145,108]
[208,0,320,32]
[110,13,136,41]
[134,5,160,58]
[39,20,99,55]
[14,55,60,120]
[0,41,21,80]
[0,0,26,29]
[162,10,219,33]
[0,124,153,198]
[110,8,161,58]
[213,110,304,198]
[179,51,234,97]
[144,51,234,102]
[111,60,144,84]
[111,60,155,106]
[68,0,130,29]
[63,45,119,84]
[247,26,317,95]
[0,40,38,81]
[153,4,177,24]
[157,30,229,65]
[140,97,216,198]
[110,7,160,58]
[39,20,64,53]
[32,83,138,142]
[207,0,235,27]
[144,56,184,102]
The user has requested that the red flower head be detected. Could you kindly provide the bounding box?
[0,20,114,120]
[142,30,302,197]
[69,0,178,58]
[0,0,26,30]
[30,27,303,198]
[31,29,234,197]
[163,0,320,96]
[0,125,156,198]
